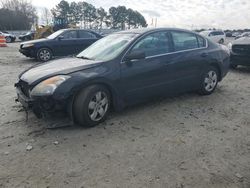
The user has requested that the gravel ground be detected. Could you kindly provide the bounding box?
[0,42,250,188]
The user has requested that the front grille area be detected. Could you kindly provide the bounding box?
[232,45,250,56]
[18,80,30,98]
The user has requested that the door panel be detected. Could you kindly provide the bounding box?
[120,30,209,104]
[170,31,207,90]
[120,31,175,103]
[120,54,181,103]
[52,30,78,56]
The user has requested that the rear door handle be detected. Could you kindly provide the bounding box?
[201,53,208,57]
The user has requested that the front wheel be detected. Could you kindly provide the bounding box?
[37,48,52,62]
[73,85,111,127]
[199,67,219,95]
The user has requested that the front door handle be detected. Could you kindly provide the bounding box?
[201,53,208,57]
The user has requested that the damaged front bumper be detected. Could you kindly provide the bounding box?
[19,48,36,58]
[16,86,33,109]
[15,84,71,119]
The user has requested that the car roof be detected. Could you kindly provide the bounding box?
[202,30,224,32]
[61,28,97,32]
[116,27,198,35]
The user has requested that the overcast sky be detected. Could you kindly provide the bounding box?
[33,0,250,29]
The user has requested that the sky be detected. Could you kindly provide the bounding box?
[33,0,250,29]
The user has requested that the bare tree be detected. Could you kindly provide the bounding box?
[41,7,52,25]
[0,0,37,30]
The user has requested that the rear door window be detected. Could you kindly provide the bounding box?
[78,31,96,39]
[171,31,199,51]
[131,31,172,57]
[211,31,224,36]
[62,31,77,39]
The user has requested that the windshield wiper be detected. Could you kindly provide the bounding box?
[77,56,93,60]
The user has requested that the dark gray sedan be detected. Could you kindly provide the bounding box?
[15,28,230,127]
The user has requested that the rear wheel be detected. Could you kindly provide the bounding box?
[5,36,11,43]
[219,39,224,44]
[73,85,111,127]
[37,48,52,62]
[199,66,219,95]
[230,64,237,69]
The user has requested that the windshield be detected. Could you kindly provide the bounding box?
[47,30,65,39]
[77,33,138,61]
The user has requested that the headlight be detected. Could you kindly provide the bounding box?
[22,43,34,48]
[30,75,70,96]
[228,42,232,50]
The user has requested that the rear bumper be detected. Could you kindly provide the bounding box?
[220,55,230,80]
[19,48,36,58]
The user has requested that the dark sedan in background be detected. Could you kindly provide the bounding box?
[19,29,102,62]
[15,28,230,127]
[229,37,250,68]
[18,31,35,41]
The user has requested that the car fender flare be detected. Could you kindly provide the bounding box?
[208,62,222,81]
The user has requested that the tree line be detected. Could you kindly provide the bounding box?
[0,0,147,30]
[0,0,37,30]
[51,0,147,30]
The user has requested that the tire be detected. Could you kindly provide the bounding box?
[5,36,11,43]
[37,48,52,62]
[199,66,219,95]
[73,85,111,127]
[230,64,237,69]
[219,39,224,44]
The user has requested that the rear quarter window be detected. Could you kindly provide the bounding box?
[79,31,96,39]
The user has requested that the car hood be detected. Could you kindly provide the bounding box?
[20,38,48,45]
[20,57,103,85]
[233,37,250,45]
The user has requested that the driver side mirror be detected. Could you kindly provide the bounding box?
[124,50,146,63]
[58,35,64,40]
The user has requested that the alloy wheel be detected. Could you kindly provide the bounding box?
[39,49,51,61]
[5,37,11,43]
[88,91,109,121]
[204,70,218,92]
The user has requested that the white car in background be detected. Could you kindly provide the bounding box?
[0,31,16,43]
[235,32,250,40]
[200,30,226,44]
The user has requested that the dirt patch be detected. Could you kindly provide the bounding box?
[0,42,250,188]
